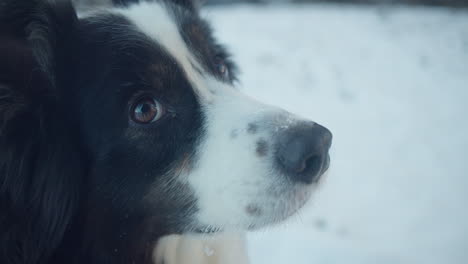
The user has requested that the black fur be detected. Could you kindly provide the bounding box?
[114,0,198,11]
[0,0,234,263]
[1,1,83,263]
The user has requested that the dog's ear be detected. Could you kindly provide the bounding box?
[0,1,83,263]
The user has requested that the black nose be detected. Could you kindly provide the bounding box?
[275,122,332,184]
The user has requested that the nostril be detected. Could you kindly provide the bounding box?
[302,155,322,177]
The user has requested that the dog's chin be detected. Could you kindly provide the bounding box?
[186,184,315,235]
[261,185,314,228]
[174,161,331,236]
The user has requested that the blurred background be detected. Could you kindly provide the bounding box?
[201,0,468,264]
[76,0,468,263]
[206,0,468,7]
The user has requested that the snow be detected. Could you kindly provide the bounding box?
[204,4,468,264]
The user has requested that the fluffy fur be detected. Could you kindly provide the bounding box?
[0,0,332,263]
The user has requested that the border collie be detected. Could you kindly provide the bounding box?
[0,0,332,263]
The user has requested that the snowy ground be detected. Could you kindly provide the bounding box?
[204,4,468,264]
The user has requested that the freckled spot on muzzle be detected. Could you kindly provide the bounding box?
[247,123,258,134]
[246,204,262,217]
[256,139,268,157]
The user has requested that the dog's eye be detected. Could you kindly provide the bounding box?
[131,97,165,124]
[215,57,229,80]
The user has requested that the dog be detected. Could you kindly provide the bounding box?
[0,0,332,264]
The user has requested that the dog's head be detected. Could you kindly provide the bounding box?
[0,0,331,261]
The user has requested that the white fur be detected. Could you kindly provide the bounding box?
[118,1,317,231]
[188,85,312,230]
[115,1,213,101]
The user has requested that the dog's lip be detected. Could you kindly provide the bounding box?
[194,225,222,234]
[189,154,330,233]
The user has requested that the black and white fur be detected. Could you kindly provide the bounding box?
[0,0,332,263]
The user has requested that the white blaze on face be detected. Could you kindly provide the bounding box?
[118,2,316,231]
[114,1,214,101]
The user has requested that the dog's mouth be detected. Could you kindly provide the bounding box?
[193,226,222,234]
[191,183,319,234]
[188,153,331,235]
